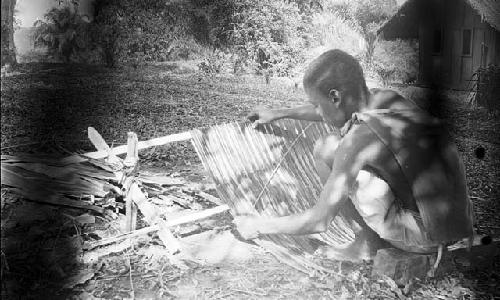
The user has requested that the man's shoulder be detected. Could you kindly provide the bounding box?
[331,122,391,181]
[369,87,399,96]
[337,122,385,160]
[369,88,416,110]
[369,88,401,99]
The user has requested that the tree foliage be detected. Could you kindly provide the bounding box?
[21,0,417,83]
[33,5,92,63]
[31,0,206,66]
[92,0,205,67]
[307,8,364,59]
[228,0,309,76]
[373,39,419,85]
[198,0,397,76]
[328,0,397,64]
[194,0,314,76]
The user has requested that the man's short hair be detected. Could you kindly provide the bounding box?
[303,49,367,100]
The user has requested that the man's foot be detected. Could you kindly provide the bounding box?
[315,227,389,262]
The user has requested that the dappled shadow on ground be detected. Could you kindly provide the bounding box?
[1,197,86,298]
[455,243,500,298]
[1,63,499,298]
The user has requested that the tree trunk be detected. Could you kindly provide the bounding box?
[1,0,17,66]
[364,31,377,66]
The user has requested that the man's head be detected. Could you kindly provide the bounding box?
[303,49,369,127]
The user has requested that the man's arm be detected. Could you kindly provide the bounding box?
[248,104,323,125]
[234,126,372,240]
[273,104,323,122]
[234,168,352,239]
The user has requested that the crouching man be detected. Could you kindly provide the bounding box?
[234,49,474,261]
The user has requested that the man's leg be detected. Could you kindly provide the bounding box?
[314,136,439,256]
[313,136,388,261]
[351,169,439,254]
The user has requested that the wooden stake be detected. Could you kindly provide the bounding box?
[123,133,139,232]
[125,195,137,232]
[129,182,159,224]
[123,132,139,167]
[157,220,181,255]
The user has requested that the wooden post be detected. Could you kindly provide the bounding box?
[123,132,139,167]
[124,133,139,232]
[125,193,137,232]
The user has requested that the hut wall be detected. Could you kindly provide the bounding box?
[417,0,500,89]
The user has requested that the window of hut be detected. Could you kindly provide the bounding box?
[462,29,472,56]
[432,28,443,54]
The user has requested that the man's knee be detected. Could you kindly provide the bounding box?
[313,135,341,166]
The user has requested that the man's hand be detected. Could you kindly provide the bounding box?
[247,109,277,127]
[233,215,261,240]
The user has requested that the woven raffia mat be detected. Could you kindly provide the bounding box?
[190,120,359,273]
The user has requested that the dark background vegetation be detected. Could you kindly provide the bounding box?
[4,0,418,84]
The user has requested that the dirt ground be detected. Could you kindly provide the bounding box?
[1,63,499,299]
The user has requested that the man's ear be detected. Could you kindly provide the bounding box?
[328,89,341,104]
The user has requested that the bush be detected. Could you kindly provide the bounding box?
[218,0,311,77]
[26,0,416,80]
[92,0,207,67]
[197,49,233,75]
[306,10,365,61]
[33,5,95,63]
[31,1,213,67]
[474,65,500,112]
[372,39,419,85]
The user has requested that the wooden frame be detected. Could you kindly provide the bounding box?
[82,128,229,254]
[84,131,192,159]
